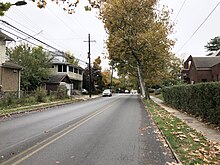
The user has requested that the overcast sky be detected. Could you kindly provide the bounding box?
[160,0,220,60]
[1,0,107,68]
[1,0,220,68]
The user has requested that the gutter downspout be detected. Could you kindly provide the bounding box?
[18,69,21,98]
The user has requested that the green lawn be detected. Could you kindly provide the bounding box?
[145,99,220,165]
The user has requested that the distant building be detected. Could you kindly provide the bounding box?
[0,31,22,97]
[181,55,220,84]
[46,58,84,96]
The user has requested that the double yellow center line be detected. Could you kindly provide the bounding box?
[2,99,119,165]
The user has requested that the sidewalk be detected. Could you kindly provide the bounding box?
[150,96,220,143]
[72,94,102,101]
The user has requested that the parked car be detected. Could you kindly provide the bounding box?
[125,90,129,93]
[102,89,112,97]
[130,89,138,95]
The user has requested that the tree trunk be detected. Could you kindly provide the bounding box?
[137,63,148,99]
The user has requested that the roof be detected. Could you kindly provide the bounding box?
[2,62,22,69]
[51,58,84,70]
[51,58,68,65]
[47,74,70,83]
[193,57,220,68]
[0,31,14,41]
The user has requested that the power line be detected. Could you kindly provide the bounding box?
[0,20,43,43]
[9,8,67,51]
[0,28,68,59]
[174,0,187,22]
[1,28,48,50]
[176,1,220,54]
[0,19,62,53]
[0,26,88,65]
[46,6,83,39]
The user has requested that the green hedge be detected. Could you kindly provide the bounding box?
[162,82,220,125]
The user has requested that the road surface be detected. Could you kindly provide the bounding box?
[0,94,176,164]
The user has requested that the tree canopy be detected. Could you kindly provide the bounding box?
[205,36,220,53]
[100,0,175,98]
[83,56,104,92]
[0,0,103,16]
[6,44,51,91]
[65,51,79,66]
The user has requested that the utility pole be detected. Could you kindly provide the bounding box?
[84,34,95,98]
[110,62,114,91]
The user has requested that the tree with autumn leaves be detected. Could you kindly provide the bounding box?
[100,0,175,98]
[0,0,102,16]
[83,56,104,93]
[1,0,181,98]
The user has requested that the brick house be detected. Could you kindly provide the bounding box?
[181,55,220,84]
[0,31,22,97]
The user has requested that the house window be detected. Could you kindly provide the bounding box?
[69,66,73,72]
[63,65,67,72]
[79,69,82,75]
[188,61,191,69]
[58,65,62,72]
[74,68,78,73]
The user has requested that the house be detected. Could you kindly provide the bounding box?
[0,31,22,97]
[181,55,220,84]
[46,58,84,96]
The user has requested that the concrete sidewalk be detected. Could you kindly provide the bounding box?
[150,96,220,143]
[72,94,102,101]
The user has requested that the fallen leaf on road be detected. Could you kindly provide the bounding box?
[139,126,151,131]
[163,143,168,147]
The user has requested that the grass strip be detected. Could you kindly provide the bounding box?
[145,99,220,165]
[0,98,84,117]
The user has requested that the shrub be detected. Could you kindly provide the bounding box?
[56,85,68,99]
[35,87,47,103]
[3,92,17,107]
[162,82,220,125]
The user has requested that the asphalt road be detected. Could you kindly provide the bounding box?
[0,94,176,165]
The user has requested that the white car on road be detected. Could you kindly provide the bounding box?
[102,89,112,97]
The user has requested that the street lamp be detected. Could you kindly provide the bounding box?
[12,1,27,6]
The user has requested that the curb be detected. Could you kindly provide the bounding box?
[140,97,182,164]
[0,95,102,118]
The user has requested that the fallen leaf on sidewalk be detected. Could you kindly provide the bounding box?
[193,138,200,142]
[214,144,220,151]
[166,162,182,165]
